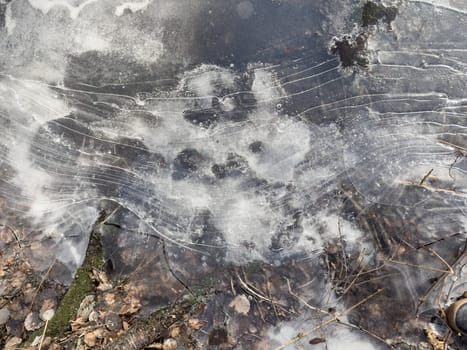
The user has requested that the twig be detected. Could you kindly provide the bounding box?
[419,168,434,185]
[337,319,396,349]
[2,224,22,248]
[162,241,193,295]
[236,272,281,306]
[416,241,467,316]
[443,330,452,350]
[342,265,364,296]
[384,258,452,273]
[99,206,120,226]
[427,248,454,274]
[449,153,462,180]
[273,289,383,350]
[286,278,330,316]
[28,259,57,315]
[38,319,49,350]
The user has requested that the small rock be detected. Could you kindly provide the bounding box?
[31,335,43,346]
[84,332,97,347]
[162,338,177,350]
[4,336,22,349]
[24,312,44,331]
[229,294,250,315]
[77,295,96,321]
[248,325,258,334]
[6,319,23,337]
[88,310,99,322]
[0,307,10,325]
[105,313,122,332]
[93,328,105,339]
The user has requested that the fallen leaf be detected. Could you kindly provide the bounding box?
[188,318,203,330]
[169,326,180,338]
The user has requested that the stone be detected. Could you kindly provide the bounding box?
[105,313,122,332]
[162,338,177,350]
[24,312,44,332]
[0,307,10,325]
[84,332,97,347]
[229,294,250,315]
[77,295,96,321]
[4,336,22,349]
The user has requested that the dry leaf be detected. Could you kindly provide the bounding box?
[424,329,445,350]
[70,317,88,332]
[97,282,113,292]
[118,302,140,315]
[188,318,203,330]
[169,326,180,338]
[104,293,116,306]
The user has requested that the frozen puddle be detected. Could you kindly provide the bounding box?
[0,0,466,348]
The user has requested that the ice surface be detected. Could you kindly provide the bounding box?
[0,0,466,348]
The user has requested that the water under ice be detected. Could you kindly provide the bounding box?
[0,0,466,349]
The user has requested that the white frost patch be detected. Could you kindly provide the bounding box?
[0,78,69,219]
[251,68,284,105]
[267,319,382,350]
[179,65,236,98]
[251,118,310,182]
[27,0,99,19]
[73,30,110,52]
[115,0,152,16]
[211,183,273,261]
[409,0,467,14]
[5,2,16,35]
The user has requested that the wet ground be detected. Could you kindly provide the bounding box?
[0,0,466,349]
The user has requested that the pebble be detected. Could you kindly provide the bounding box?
[0,307,10,325]
[229,294,250,315]
[24,312,44,331]
[84,332,97,347]
[105,313,122,332]
[4,336,22,350]
[88,310,99,322]
[77,295,96,321]
[162,338,177,350]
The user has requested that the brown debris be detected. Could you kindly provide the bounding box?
[101,298,202,350]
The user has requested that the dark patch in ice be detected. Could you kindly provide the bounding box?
[65,51,181,94]
[248,141,265,154]
[361,1,398,27]
[331,34,368,68]
[0,0,12,29]
[183,109,219,128]
[212,153,249,179]
[172,148,206,180]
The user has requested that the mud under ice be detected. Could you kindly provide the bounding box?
[0,0,466,348]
